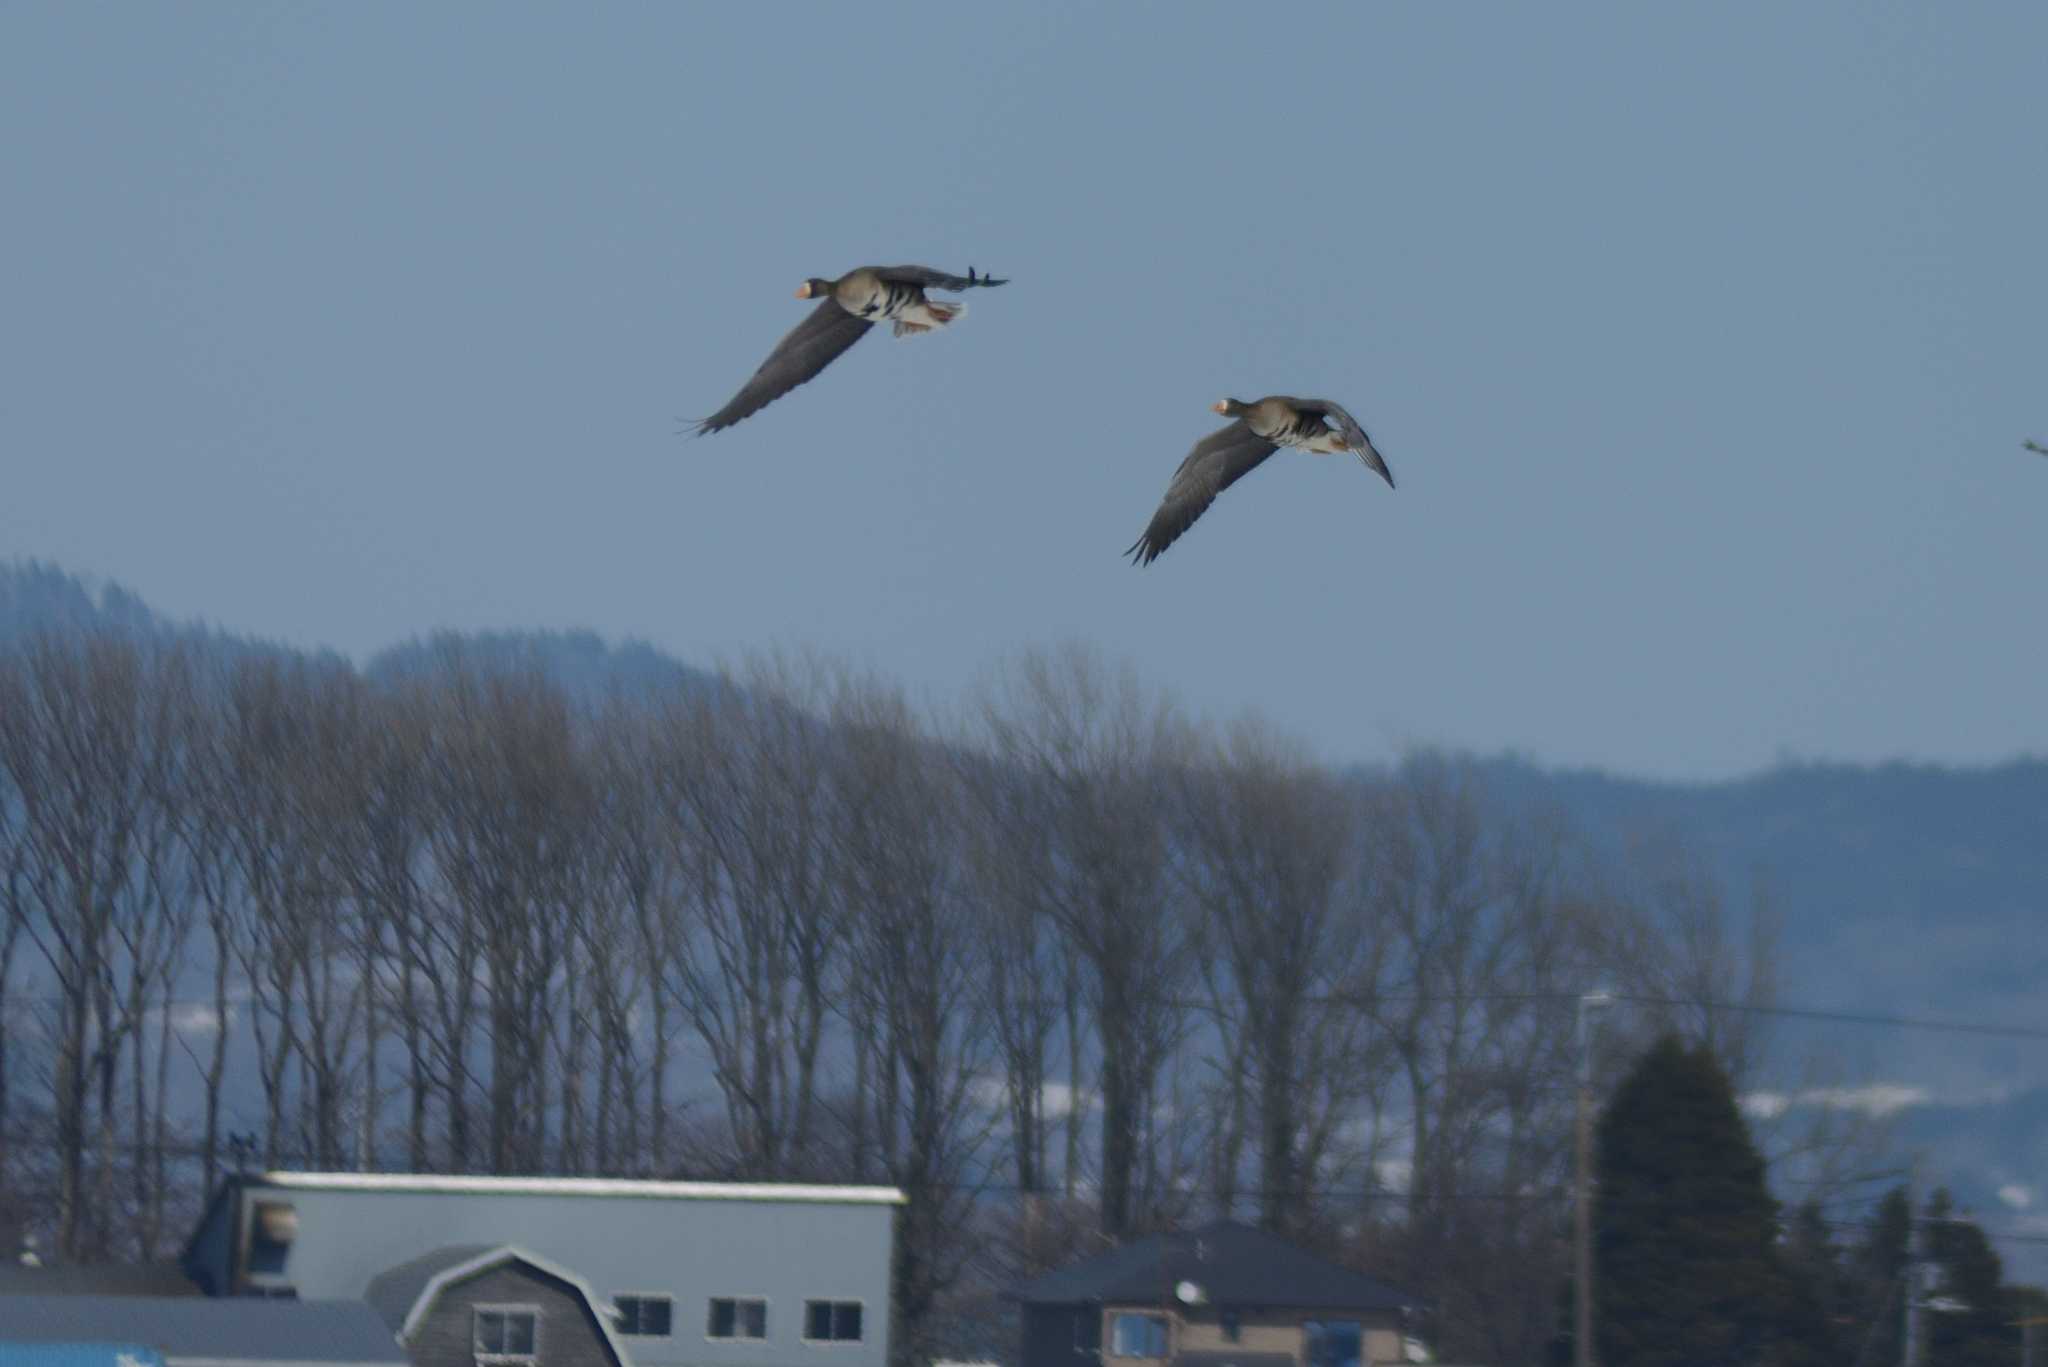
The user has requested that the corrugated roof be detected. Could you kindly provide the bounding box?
[0,1344,166,1367]
[362,1246,495,1333]
[0,1297,404,1367]
[253,1171,907,1204]
[0,1264,199,1298]
[1011,1222,1412,1313]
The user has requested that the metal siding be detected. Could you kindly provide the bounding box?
[235,1188,894,1367]
[405,1263,618,1367]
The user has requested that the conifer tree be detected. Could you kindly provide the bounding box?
[1593,1035,1815,1366]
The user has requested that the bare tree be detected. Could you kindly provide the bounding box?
[827,680,993,1366]
[419,654,589,1173]
[0,632,181,1257]
[655,655,847,1177]
[968,643,1194,1237]
[1174,718,1380,1236]
[590,692,693,1175]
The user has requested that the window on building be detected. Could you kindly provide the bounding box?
[1109,1314,1167,1358]
[1304,1320,1362,1367]
[246,1201,296,1275]
[708,1297,769,1340]
[474,1306,540,1363]
[803,1300,864,1343]
[616,1295,674,1337]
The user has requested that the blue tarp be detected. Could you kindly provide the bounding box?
[0,1346,167,1367]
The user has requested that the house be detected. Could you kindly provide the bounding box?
[0,1294,408,1367]
[1011,1222,1414,1367]
[181,1172,904,1367]
[365,1244,632,1367]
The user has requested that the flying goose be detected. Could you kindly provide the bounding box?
[1126,396,1395,565]
[692,265,1007,435]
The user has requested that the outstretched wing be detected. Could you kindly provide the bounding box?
[873,264,1009,291]
[693,301,874,435]
[1125,420,1281,566]
[1292,397,1395,489]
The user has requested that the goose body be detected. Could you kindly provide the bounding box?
[1126,395,1394,566]
[692,264,1006,435]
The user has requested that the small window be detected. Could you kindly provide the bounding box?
[803,1300,863,1344]
[246,1201,295,1275]
[1110,1314,1167,1358]
[475,1306,540,1363]
[617,1295,674,1337]
[709,1297,769,1341]
[1304,1320,1362,1367]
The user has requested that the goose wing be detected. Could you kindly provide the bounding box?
[693,300,874,435]
[1291,397,1395,488]
[872,265,1009,291]
[1126,420,1281,565]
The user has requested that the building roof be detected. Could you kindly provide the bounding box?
[1011,1221,1412,1313]
[362,1245,496,1333]
[248,1170,907,1205]
[0,1262,199,1298]
[0,1296,405,1367]
[362,1244,631,1366]
[1174,1353,1297,1367]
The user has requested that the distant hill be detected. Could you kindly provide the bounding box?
[1459,753,2048,1025]
[367,627,719,702]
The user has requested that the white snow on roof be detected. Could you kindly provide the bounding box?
[257,1171,907,1204]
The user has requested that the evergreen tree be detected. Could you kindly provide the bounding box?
[1924,1189,2019,1367]
[1849,1187,1912,1367]
[1593,1035,1811,1367]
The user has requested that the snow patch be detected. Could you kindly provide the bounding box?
[1740,1084,1928,1119]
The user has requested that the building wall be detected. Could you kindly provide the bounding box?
[1084,1304,1403,1367]
[188,1184,895,1367]
[407,1262,619,1367]
[1021,1305,1097,1367]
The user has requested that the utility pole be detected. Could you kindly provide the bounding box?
[1902,1181,1926,1367]
[1574,989,1613,1367]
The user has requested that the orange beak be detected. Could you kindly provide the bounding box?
[795,283,813,299]
[1211,400,1229,415]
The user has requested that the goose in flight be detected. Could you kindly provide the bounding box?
[691,265,1007,435]
[1127,396,1395,566]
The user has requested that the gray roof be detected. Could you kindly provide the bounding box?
[0,1296,405,1366]
[1175,1353,1297,1367]
[0,1263,199,1298]
[1012,1221,1412,1312]
[362,1244,496,1333]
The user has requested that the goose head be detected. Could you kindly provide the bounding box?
[794,277,837,300]
[1212,398,1249,418]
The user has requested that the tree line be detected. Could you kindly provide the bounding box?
[0,627,1888,1364]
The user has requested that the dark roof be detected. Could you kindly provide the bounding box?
[362,1245,495,1333]
[1011,1221,1412,1312]
[0,1263,199,1298]
[1175,1353,1297,1367]
[0,1296,405,1366]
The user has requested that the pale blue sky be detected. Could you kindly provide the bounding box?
[4,3,2043,779]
